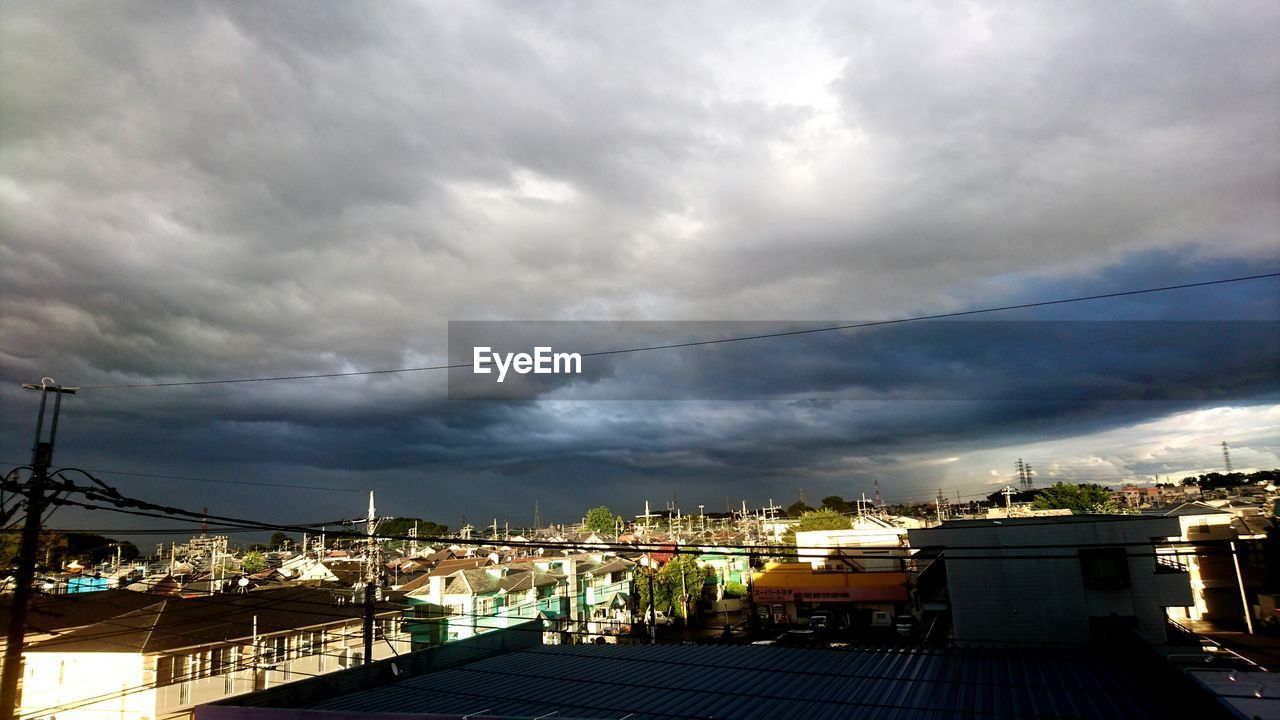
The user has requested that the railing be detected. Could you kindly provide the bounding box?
[1155,552,1188,573]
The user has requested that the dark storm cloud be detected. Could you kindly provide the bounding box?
[2,2,1277,530]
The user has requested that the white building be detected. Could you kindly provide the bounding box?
[18,587,408,720]
[795,515,910,572]
[909,514,1194,646]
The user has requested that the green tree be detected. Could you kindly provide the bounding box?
[821,495,851,514]
[241,551,268,574]
[1032,482,1119,514]
[0,532,67,570]
[786,500,815,517]
[723,581,748,599]
[378,517,449,539]
[634,555,710,620]
[783,508,852,544]
[583,506,616,535]
[662,554,709,620]
[635,566,673,618]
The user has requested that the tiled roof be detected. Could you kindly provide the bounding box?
[1140,501,1234,517]
[26,587,399,655]
[2,589,164,636]
[427,557,491,577]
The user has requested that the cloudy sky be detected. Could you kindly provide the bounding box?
[2,1,1277,540]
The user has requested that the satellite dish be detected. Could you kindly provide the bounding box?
[238,577,250,587]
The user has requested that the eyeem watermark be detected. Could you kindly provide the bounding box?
[473,346,582,383]
[448,320,1277,401]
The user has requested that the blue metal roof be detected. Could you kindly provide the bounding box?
[303,643,1169,719]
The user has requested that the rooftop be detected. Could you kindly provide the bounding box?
[924,514,1169,529]
[205,642,1172,719]
[26,586,399,654]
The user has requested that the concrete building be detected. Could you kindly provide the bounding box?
[794,515,910,571]
[751,562,909,627]
[909,514,1194,646]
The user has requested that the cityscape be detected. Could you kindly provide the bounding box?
[2,2,1279,720]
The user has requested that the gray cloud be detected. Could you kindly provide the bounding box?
[1,1,1277,534]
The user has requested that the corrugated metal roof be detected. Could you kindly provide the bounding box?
[304,643,1168,719]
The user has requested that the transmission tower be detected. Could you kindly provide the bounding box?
[1222,441,1233,473]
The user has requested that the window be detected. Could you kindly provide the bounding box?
[1079,547,1131,590]
[155,656,170,685]
[300,631,315,656]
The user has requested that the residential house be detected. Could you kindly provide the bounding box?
[18,586,409,720]
[292,559,365,587]
[404,553,635,646]
[1143,501,1267,627]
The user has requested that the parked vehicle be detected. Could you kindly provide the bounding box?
[651,610,675,626]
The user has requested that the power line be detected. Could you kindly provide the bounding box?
[74,272,1279,390]
[0,464,363,493]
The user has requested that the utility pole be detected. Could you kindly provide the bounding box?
[2,380,77,720]
[362,491,381,665]
[1001,485,1016,510]
[647,565,657,645]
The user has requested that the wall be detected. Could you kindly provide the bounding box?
[909,516,1193,646]
[19,652,152,720]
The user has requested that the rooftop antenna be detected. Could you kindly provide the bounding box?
[1222,441,1234,473]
